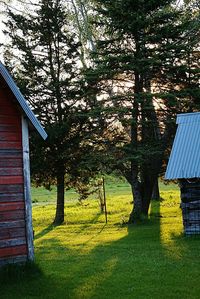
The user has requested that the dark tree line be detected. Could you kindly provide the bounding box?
[3,0,106,224]
[87,0,200,221]
[2,0,200,224]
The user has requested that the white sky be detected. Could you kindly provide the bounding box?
[0,0,186,62]
[0,18,10,61]
[0,0,36,61]
[0,1,12,61]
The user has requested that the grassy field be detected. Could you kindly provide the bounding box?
[1,180,200,299]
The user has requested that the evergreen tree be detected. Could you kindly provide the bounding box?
[90,0,200,222]
[3,0,103,224]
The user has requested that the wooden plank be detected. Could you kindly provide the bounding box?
[0,193,24,203]
[0,227,26,240]
[0,101,18,107]
[0,124,19,132]
[0,245,27,258]
[0,104,20,114]
[0,210,25,221]
[0,116,20,125]
[0,167,23,176]
[0,220,25,228]
[0,93,16,101]
[0,158,23,168]
[0,176,24,184]
[0,149,22,157]
[0,110,19,117]
[0,184,24,193]
[0,237,26,249]
[0,255,27,266]
[0,96,15,102]
[22,116,34,261]
[185,228,200,234]
[0,202,24,212]
[0,100,19,107]
[0,141,22,149]
[183,220,200,225]
[0,132,21,141]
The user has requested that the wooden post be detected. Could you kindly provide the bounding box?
[22,116,34,261]
[102,177,108,224]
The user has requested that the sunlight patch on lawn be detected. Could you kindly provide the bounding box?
[73,257,118,299]
[34,223,129,255]
[160,194,186,260]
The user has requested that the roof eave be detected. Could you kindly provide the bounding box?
[0,62,47,140]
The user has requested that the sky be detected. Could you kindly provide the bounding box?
[0,0,33,61]
[0,0,186,62]
[0,3,9,61]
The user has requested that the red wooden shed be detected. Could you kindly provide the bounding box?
[0,61,47,266]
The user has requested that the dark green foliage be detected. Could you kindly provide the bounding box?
[90,0,200,221]
[3,0,104,224]
[2,0,199,224]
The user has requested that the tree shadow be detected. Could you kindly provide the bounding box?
[2,200,200,299]
[34,211,103,242]
[71,213,103,234]
[34,224,55,240]
[0,259,69,299]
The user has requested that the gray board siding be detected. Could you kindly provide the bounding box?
[165,112,200,180]
[0,61,47,140]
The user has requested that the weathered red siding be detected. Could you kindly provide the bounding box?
[0,77,27,265]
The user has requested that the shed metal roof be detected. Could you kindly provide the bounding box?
[0,61,47,140]
[165,112,200,179]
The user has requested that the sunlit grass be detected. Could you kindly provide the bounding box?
[159,191,185,259]
[2,181,200,299]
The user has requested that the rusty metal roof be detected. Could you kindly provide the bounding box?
[165,112,200,179]
[0,61,47,140]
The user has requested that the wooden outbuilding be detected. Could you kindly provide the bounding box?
[0,61,47,266]
[165,112,200,235]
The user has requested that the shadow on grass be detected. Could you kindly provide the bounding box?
[78,224,107,247]
[0,258,73,299]
[68,213,103,234]
[0,261,42,284]
[34,213,102,241]
[2,200,200,299]
[34,224,55,240]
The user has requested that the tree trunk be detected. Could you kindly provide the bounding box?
[128,170,158,223]
[140,164,160,215]
[53,170,65,225]
[151,178,160,201]
[141,177,155,215]
[128,182,143,223]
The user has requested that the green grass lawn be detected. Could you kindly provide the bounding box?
[1,181,200,299]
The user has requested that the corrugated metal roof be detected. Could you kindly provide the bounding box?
[0,61,47,140]
[177,112,200,125]
[165,112,200,179]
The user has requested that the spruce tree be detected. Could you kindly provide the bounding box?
[90,0,200,221]
[3,0,102,224]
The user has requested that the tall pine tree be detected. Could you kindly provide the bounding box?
[3,0,103,224]
[90,0,200,222]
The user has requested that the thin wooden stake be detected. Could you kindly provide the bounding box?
[102,177,108,224]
